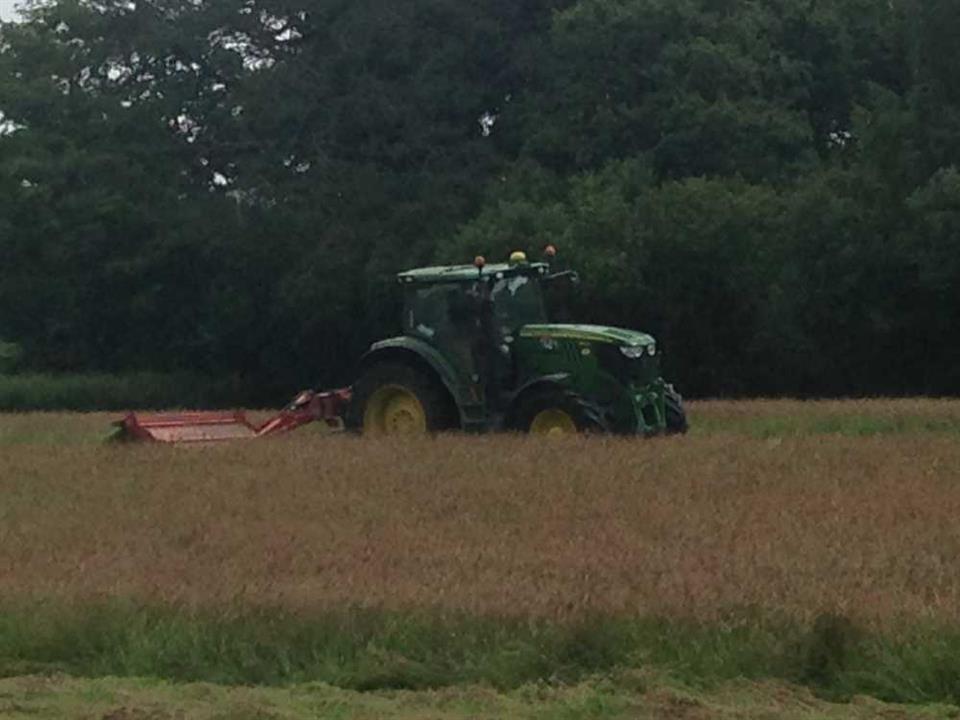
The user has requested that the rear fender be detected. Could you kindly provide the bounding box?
[358,337,467,424]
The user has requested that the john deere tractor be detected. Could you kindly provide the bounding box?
[346,248,686,436]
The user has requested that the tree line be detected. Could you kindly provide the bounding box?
[0,0,958,399]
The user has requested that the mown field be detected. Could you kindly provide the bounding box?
[2,399,960,719]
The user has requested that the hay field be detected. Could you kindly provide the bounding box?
[2,399,960,624]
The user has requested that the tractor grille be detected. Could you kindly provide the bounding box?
[596,344,660,386]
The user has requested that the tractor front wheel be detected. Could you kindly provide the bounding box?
[664,384,688,435]
[347,363,456,435]
[513,389,606,436]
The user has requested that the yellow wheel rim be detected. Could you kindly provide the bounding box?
[363,385,427,435]
[529,408,577,435]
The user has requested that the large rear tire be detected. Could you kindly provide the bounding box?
[664,384,688,435]
[347,362,457,435]
[513,388,607,435]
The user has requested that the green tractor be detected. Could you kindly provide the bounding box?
[347,248,687,436]
[112,247,687,443]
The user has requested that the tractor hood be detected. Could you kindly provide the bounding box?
[519,324,656,348]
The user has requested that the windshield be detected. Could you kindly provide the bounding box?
[490,274,547,332]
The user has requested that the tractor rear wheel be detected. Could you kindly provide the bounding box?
[514,388,607,435]
[665,384,688,435]
[348,363,456,435]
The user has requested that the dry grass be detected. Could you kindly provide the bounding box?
[2,400,960,625]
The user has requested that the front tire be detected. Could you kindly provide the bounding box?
[513,388,607,435]
[664,384,688,435]
[347,362,456,435]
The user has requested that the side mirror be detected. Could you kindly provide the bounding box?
[545,270,580,285]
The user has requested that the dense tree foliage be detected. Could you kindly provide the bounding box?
[0,0,957,398]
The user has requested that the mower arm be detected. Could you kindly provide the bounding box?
[112,387,352,443]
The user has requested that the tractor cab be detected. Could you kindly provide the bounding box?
[395,255,551,416]
[397,255,549,341]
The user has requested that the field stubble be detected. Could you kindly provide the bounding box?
[2,400,960,624]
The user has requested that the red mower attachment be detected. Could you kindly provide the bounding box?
[112,388,352,444]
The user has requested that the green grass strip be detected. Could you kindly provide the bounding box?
[2,603,960,705]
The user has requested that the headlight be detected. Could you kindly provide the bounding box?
[620,344,655,359]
